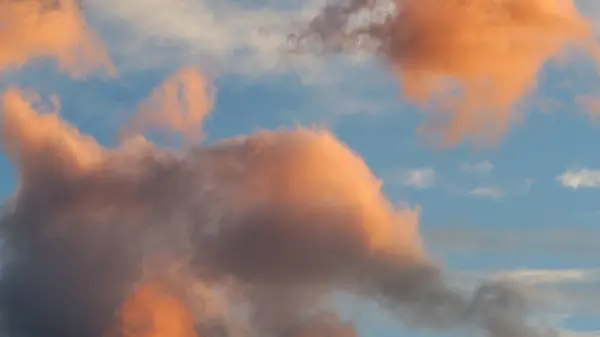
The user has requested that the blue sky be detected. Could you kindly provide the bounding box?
[3,0,600,336]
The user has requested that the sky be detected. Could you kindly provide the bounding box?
[2,0,600,337]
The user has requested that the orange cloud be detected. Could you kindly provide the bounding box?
[297,0,600,146]
[123,67,213,145]
[0,83,428,337]
[0,54,554,337]
[114,283,197,337]
[0,87,103,181]
[0,0,115,76]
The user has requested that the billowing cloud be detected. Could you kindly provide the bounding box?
[0,0,114,76]
[295,0,600,145]
[557,168,600,189]
[0,4,572,336]
[0,72,556,337]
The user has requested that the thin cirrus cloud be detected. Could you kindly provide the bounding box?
[488,268,600,285]
[557,168,600,189]
[460,161,494,175]
[82,0,333,76]
[468,187,504,200]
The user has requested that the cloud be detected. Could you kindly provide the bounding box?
[557,168,600,189]
[387,166,436,189]
[489,268,600,285]
[83,0,330,76]
[0,85,425,337]
[460,161,494,175]
[0,4,581,337]
[469,187,504,200]
[0,61,557,337]
[0,0,114,76]
[81,0,403,119]
[122,67,214,145]
[295,0,600,146]
[446,267,600,324]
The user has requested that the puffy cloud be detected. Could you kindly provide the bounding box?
[0,72,554,337]
[557,168,600,189]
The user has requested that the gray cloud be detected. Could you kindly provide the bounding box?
[0,84,557,337]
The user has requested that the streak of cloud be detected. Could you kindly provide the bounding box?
[461,161,494,175]
[489,268,600,285]
[294,0,600,145]
[469,187,504,200]
[82,0,323,76]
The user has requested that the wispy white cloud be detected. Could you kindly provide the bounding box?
[82,0,401,118]
[468,187,503,199]
[489,268,600,285]
[557,168,600,189]
[84,0,355,77]
[387,166,436,190]
[460,161,494,175]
